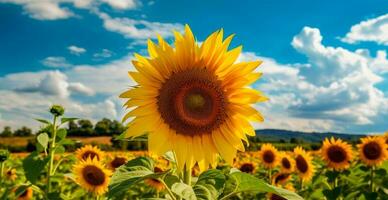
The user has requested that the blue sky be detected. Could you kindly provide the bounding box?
[0,0,387,134]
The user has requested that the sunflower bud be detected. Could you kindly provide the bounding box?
[50,105,65,117]
[0,149,10,162]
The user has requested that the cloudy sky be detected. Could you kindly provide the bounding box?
[0,0,387,134]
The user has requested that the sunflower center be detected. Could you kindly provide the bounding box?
[82,165,106,186]
[271,194,287,200]
[263,150,275,163]
[274,173,290,184]
[82,151,99,161]
[111,157,127,169]
[239,163,255,173]
[363,142,382,160]
[295,155,308,173]
[20,188,29,197]
[157,68,227,135]
[327,145,347,163]
[281,158,291,169]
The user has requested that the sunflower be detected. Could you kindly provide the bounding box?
[144,178,166,192]
[5,168,17,181]
[259,144,280,168]
[321,137,353,171]
[238,162,257,174]
[279,152,294,173]
[76,145,105,161]
[357,136,387,166]
[73,158,112,195]
[108,156,128,170]
[293,146,315,182]
[120,25,267,171]
[16,187,33,200]
[272,172,291,186]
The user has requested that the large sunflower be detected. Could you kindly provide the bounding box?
[357,136,387,166]
[120,25,267,170]
[293,146,315,182]
[258,143,280,168]
[73,158,112,195]
[76,145,105,161]
[321,137,353,171]
[279,152,294,173]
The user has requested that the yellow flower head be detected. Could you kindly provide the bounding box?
[76,145,105,161]
[293,146,315,182]
[357,136,387,166]
[73,157,112,195]
[259,143,280,169]
[108,156,128,170]
[279,152,294,173]
[272,172,291,186]
[16,187,33,200]
[120,25,267,171]
[238,161,257,174]
[4,168,17,181]
[144,178,166,192]
[321,137,353,171]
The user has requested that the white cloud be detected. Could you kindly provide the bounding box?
[0,0,73,20]
[68,45,86,55]
[42,56,72,68]
[93,48,113,59]
[341,13,388,45]
[97,12,184,40]
[101,0,138,10]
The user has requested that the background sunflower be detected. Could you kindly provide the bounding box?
[293,146,315,182]
[258,143,280,169]
[321,137,353,170]
[357,136,387,166]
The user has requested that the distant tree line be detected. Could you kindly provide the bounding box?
[0,118,125,137]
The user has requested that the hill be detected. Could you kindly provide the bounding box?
[255,129,365,143]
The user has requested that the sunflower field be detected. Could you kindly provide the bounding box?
[1,26,388,200]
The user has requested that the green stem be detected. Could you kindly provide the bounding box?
[183,164,191,186]
[299,179,304,191]
[46,116,58,197]
[370,166,375,193]
[268,168,272,184]
[0,162,4,180]
[161,180,177,200]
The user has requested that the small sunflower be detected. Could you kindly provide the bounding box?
[321,137,353,171]
[357,136,387,166]
[272,172,291,186]
[238,161,257,174]
[16,187,33,200]
[120,25,267,171]
[5,168,17,181]
[279,152,294,173]
[76,145,105,161]
[259,143,280,168]
[108,156,128,170]
[144,178,166,192]
[73,158,112,195]
[293,146,315,182]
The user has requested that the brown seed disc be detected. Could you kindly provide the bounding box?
[263,150,275,163]
[239,163,255,173]
[270,194,287,200]
[363,142,382,160]
[82,151,99,161]
[82,165,106,186]
[274,173,290,184]
[110,157,127,169]
[281,157,291,169]
[295,155,308,173]
[327,145,347,163]
[157,68,227,135]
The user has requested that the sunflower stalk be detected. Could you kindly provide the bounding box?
[370,166,375,192]
[0,161,4,181]
[46,115,58,197]
[183,164,191,186]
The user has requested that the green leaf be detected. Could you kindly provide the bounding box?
[126,156,154,171]
[172,182,197,200]
[37,133,49,150]
[323,187,341,200]
[35,118,51,124]
[108,169,153,196]
[22,152,50,184]
[56,128,67,140]
[222,171,303,200]
[194,169,225,200]
[60,117,78,125]
[55,145,66,154]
